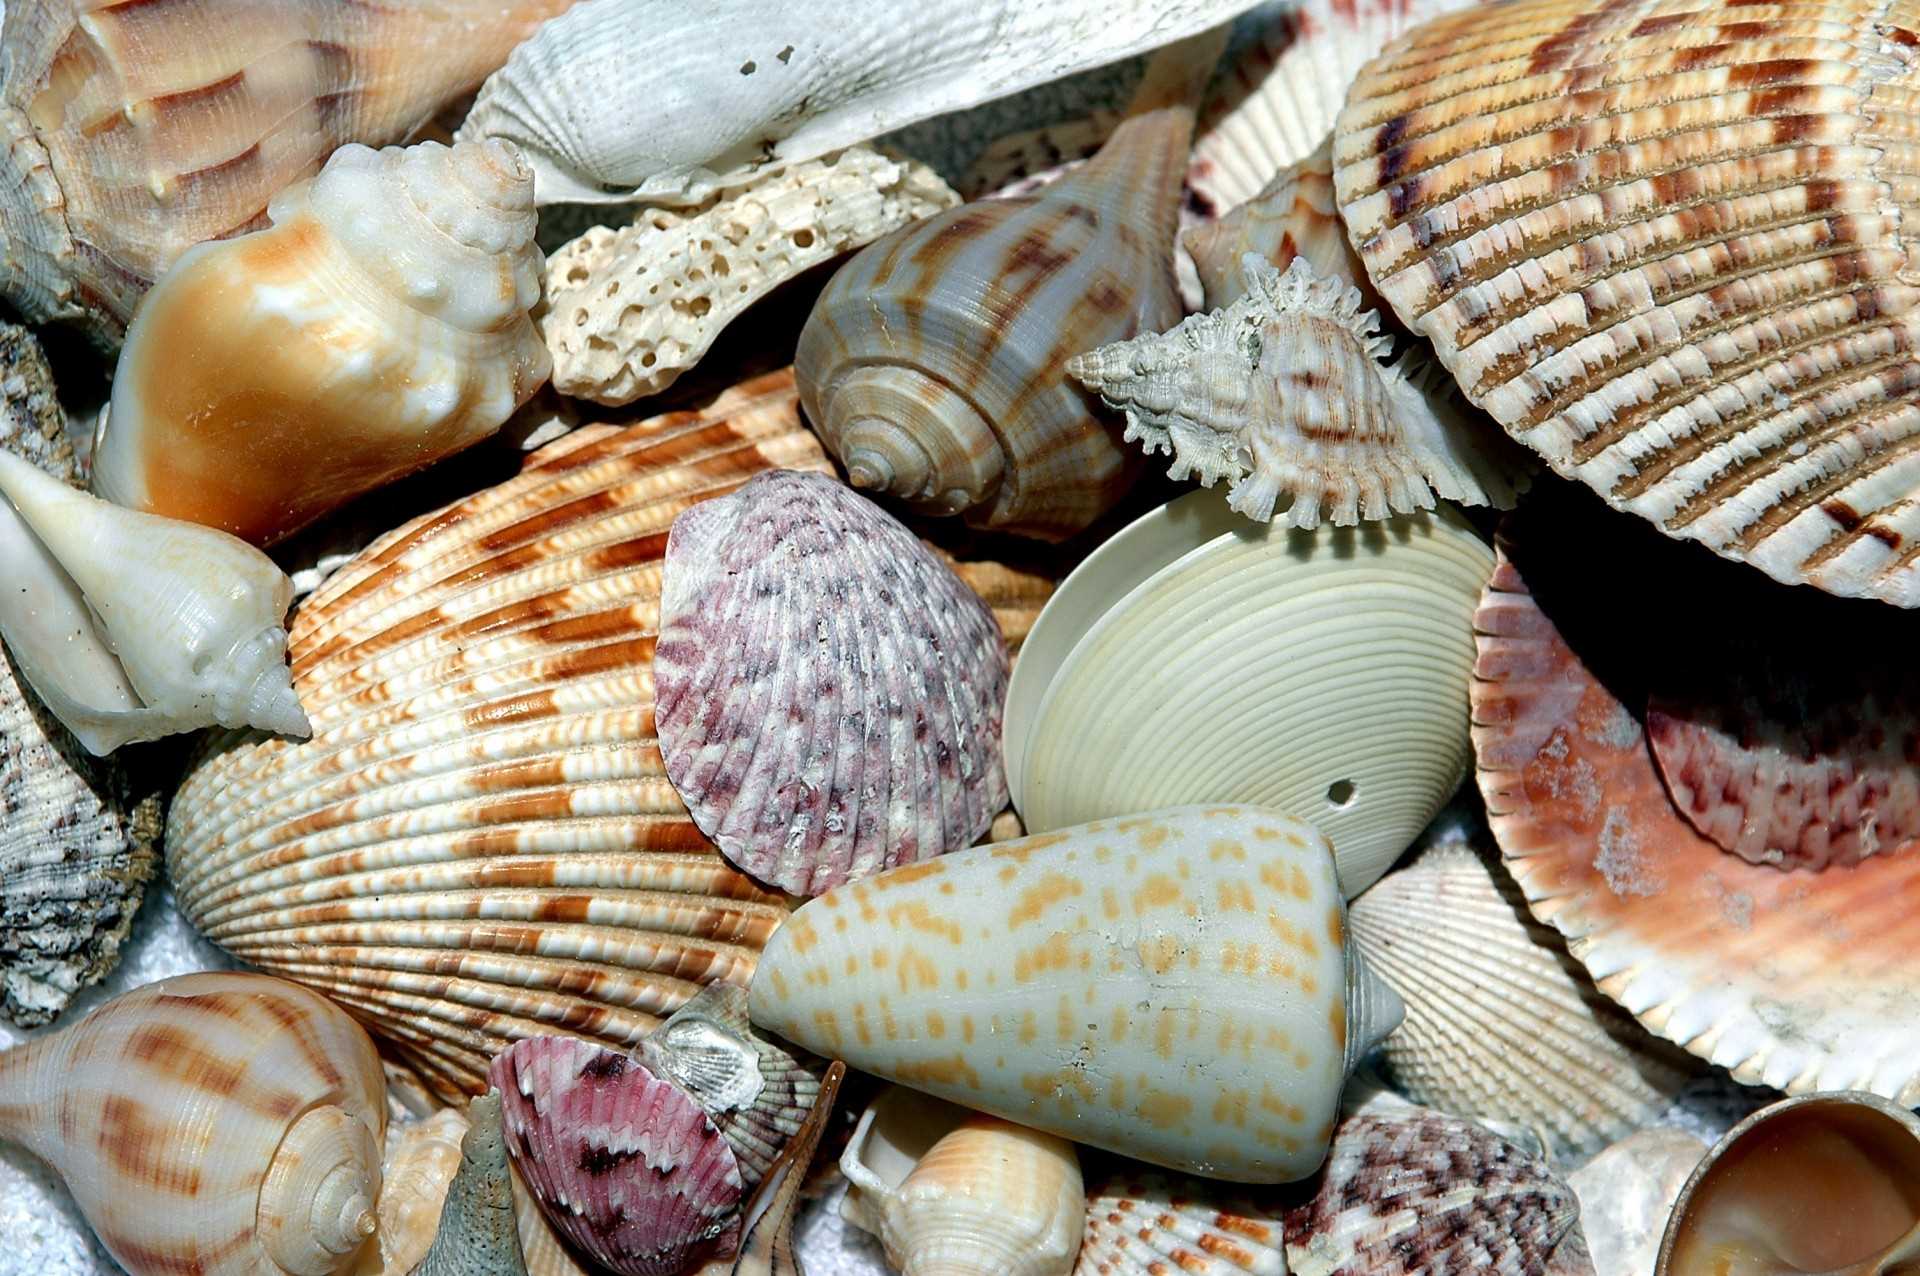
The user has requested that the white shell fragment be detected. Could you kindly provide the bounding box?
[1350,839,1694,1161]
[748,805,1404,1183]
[655,469,1010,896]
[1069,255,1519,527]
[541,147,959,405]
[1568,1129,1706,1276]
[457,0,1260,203]
[0,447,307,755]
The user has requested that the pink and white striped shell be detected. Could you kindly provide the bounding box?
[655,469,1010,896]
[491,1036,743,1276]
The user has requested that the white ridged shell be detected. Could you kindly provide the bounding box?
[1005,487,1491,897]
[1078,1170,1288,1276]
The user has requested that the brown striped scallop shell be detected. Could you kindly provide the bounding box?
[1472,486,1920,1100]
[165,370,827,1101]
[1334,0,1920,606]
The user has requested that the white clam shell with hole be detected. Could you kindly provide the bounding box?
[1003,488,1492,897]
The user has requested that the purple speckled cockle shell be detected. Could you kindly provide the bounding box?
[490,1036,744,1276]
[653,469,1011,896]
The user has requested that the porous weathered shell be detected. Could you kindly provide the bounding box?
[1645,652,1920,870]
[1281,1112,1593,1276]
[1186,0,1467,216]
[655,469,1010,895]
[416,1091,530,1276]
[165,370,825,1100]
[748,805,1405,1183]
[794,39,1214,539]
[1006,488,1490,896]
[1069,255,1519,526]
[1183,140,1374,310]
[0,331,160,1026]
[360,1109,471,1276]
[1334,0,1920,606]
[636,981,822,1196]
[1350,838,1694,1161]
[94,138,551,547]
[542,147,959,405]
[1472,489,1920,1099]
[492,1036,744,1276]
[1079,1170,1288,1276]
[1567,1128,1705,1276]
[844,1108,1085,1276]
[456,0,1253,204]
[1658,1092,1920,1276]
[0,972,388,1276]
[0,0,579,344]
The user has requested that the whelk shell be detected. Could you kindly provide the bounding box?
[748,805,1405,1183]
[1658,1092,1920,1276]
[655,469,1010,896]
[165,370,824,1099]
[0,972,388,1276]
[1004,488,1490,897]
[93,138,550,548]
[0,0,579,344]
[456,0,1256,204]
[1349,837,1693,1161]
[1471,489,1920,1098]
[1068,254,1518,526]
[542,146,959,406]
[1334,0,1920,606]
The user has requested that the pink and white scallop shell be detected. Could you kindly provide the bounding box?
[490,1036,744,1276]
[653,469,1010,896]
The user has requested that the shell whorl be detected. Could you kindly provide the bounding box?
[830,366,1003,515]
[259,1106,382,1275]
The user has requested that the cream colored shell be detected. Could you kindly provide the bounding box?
[358,1111,470,1276]
[542,147,957,405]
[1004,487,1492,897]
[166,371,823,1100]
[748,804,1404,1183]
[1568,1128,1707,1276]
[1350,839,1694,1159]
[1184,140,1375,310]
[1334,0,1920,606]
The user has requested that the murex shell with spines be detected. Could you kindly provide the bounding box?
[1334,0,1920,606]
[165,371,827,1100]
[0,0,580,344]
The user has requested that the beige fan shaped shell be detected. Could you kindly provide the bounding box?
[1334,0,1920,605]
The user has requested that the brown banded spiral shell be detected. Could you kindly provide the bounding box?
[1334,0,1920,606]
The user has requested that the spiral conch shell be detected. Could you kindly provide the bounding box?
[93,138,550,547]
[1334,0,1920,606]
[0,446,308,755]
[748,805,1405,1183]
[0,0,580,345]
[0,972,387,1276]
[794,37,1215,539]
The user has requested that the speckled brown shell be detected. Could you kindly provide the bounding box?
[164,370,823,1100]
[1335,0,1920,606]
[1472,486,1920,1100]
[655,470,1010,896]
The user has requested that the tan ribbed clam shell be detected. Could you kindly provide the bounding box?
[1335,0,1920,606]
[166,369,828,1100]
[1350,839,1693,1160]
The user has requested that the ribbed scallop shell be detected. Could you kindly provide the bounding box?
[1350,839,1693,1160]
[491,1036,743,1276]
[0,0,579,344]
[1281,1113,1593,1276]
[655,469,1010,896]
[165,370,827,1100]
[1334,0,1920,607]
[1078,1171,1287,1276]
[1472,487,1920,1100]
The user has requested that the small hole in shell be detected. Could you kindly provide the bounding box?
[1326,779,1357,809]
[792,228,815,249]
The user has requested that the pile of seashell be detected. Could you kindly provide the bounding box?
[9,0,1920,1274]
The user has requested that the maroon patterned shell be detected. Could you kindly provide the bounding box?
[653,469,1010,896]
[490,1036,743,1276]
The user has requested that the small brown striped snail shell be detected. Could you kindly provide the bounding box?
[0,972,387,1276]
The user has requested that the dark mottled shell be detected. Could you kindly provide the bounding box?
[492,1036,743,1276]
[1280,1113,1592,1275]
[1334,0,1920,606]
[654,470,1010,896]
